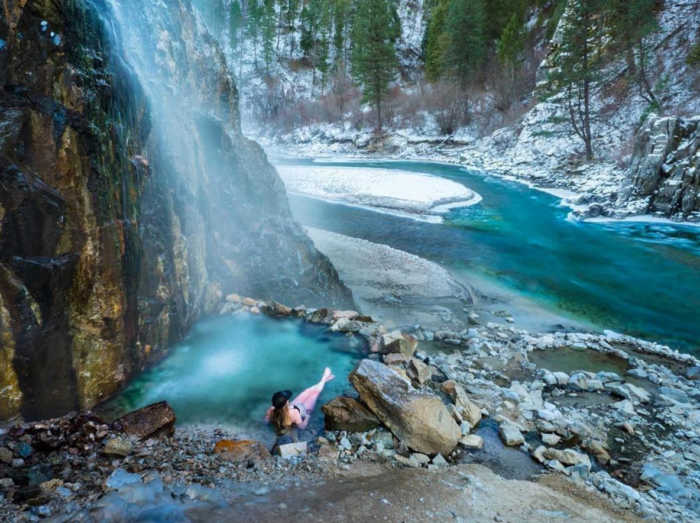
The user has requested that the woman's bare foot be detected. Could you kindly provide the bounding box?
[322,367,335,383]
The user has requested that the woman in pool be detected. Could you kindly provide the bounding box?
[266,367,335,433]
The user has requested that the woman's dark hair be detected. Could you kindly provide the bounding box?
[270,391,292,433]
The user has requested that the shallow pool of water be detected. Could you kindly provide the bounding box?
[100,314,363,431]
[280,158,700,354]
[528,347,631,377]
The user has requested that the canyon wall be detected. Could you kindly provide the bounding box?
[624,115,700,219]
[0,0,353,421]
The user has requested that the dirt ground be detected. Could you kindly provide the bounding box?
[188,462,640,522]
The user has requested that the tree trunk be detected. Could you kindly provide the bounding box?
[582,12,593,160]
[637,39,659,108]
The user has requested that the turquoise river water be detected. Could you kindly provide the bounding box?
[283,159,700,353]
[104,159,700,429]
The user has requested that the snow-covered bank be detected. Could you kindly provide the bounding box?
[268,132,700,227]
[278,164,482,222]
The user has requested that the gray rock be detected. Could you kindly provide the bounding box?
[659,386,689,404]
[408,358,433,385]
[318,444,340,461]
[552,372,570,386]
[394,454,421,468]
[606,383,650,404]
[349,360,461,456]
[542,433,561,446]
[104,437,132,457]
[339,437,352,450]
[381,331,418,358]
[104,469,142,490]
[0,478,14,488]
[458,435,484,450]
[543,448,591,469]
[431,454,448,467]
[274,442,308,459]
[0,448,12,464]
[412,453,431,465]
[686,366,700,381]
[625,114,700,218]
[451,385,482,428]
[373,430,395,450]
[614,400,636,416]
[499,423,525,447]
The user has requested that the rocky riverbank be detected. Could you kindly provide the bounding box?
[264,108,700,227]
[306,228,473,330]
[2,294,698,521]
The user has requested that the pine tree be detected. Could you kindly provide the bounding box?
[332,0,352,64]
[288,0,302,58]
[547,0,607,160]
[351,0,401,131]
[229,0,244,77]
[485,0,525,40]
[300,0,320,58]
[607,0,660,107]
[496,13,524,80]
[317,0,333,94]
[424,0,450,81]
[247,0,264,65]
[445,0,487,87]
[261,0,277,73]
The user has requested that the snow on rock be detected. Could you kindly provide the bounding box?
[277,165,482,222]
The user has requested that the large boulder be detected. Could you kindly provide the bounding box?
[349,360,460,456]
[322,397,381,432]
[114,402,176,440]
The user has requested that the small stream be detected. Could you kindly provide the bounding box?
[280,158,700,354]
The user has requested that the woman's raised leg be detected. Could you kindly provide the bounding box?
[291,367,335,413]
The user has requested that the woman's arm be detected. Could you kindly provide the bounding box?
[264,407,273,424]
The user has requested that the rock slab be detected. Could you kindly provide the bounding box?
[114,402,176,440]
[214,440,271,463]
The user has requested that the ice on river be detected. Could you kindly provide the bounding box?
[277,165,482,222]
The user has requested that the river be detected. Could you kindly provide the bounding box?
[279,158,700,354]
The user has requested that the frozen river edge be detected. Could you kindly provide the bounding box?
[278,164,482,223]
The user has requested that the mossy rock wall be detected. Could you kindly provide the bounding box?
[0,0,353,421]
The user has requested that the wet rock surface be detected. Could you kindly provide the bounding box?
[0,0,353,422]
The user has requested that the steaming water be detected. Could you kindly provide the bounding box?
[100,314,362,430]
[280,158,700,353]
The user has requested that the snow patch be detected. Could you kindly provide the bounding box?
[277,165,481,222]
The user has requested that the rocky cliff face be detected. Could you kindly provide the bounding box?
[624,115,700,219]
[0,0,353,421]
